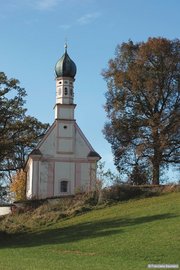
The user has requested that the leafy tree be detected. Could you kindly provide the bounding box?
[10,169,26,201]
[128,163,149,185]
[102,38,180,185]
[0,72,49,185]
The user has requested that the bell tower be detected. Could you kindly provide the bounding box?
[54,44,77,120]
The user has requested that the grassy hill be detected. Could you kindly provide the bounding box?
[0,190,180,270]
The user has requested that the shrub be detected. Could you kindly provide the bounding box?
[100,184,157,203]
[10,169,26,201]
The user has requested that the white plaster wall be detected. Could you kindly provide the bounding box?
[57,106,74,119]
[81,163,91,191]
[55,77,74,106]
[39,161,48,198]
[54,162,75,196]
[26,159,33,198]
[27,115,99,199]
[75,130,91,158]
[58,122,74,137]
[57,122,74,153]
[39,127,56,156]
[57,138,74,153]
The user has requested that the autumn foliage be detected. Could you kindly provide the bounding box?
[103,37,180,184]
[10,169,26,201]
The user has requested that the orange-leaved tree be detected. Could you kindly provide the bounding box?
[10,169,26,201]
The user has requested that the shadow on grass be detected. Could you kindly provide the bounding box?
[0,213,177,249]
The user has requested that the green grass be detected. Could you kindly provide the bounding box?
[0,192,180,270]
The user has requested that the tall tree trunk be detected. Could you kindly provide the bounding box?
[152,160,160,185]
[152,129,161,185]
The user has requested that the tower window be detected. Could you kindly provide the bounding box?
[64,87,68,95]
[60,181,68,193]
[70,88,73,96]
[59,81,62,84]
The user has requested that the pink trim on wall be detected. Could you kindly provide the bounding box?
[89,163,92,190]
[41,157,95,163]
[36,161,39,197]
[57,136,74,140]
[47,161,54,197]
[75,163,81,189]
[89,163,96,191]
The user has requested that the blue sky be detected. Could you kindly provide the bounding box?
[1,0,180,180]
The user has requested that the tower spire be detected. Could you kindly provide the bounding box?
[64,39,67,53]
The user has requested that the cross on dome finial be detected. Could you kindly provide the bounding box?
[64,42,67,53]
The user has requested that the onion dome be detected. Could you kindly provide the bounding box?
[55,44,77,78]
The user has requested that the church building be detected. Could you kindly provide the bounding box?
[25,45,101,199]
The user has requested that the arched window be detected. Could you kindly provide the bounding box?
[64,87,68,95]
[60,181,68,193]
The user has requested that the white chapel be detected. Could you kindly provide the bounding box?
[25,45,101,199]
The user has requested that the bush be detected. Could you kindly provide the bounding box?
[10,169,26,201]
[100,184,157,203]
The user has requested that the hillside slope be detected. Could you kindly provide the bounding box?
[0,192,180,270]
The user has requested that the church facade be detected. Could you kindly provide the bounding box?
[25,46,101,199]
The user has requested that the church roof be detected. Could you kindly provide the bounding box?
[87,151,101,159]
[55,44,77,78]
[30,149,42,156]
